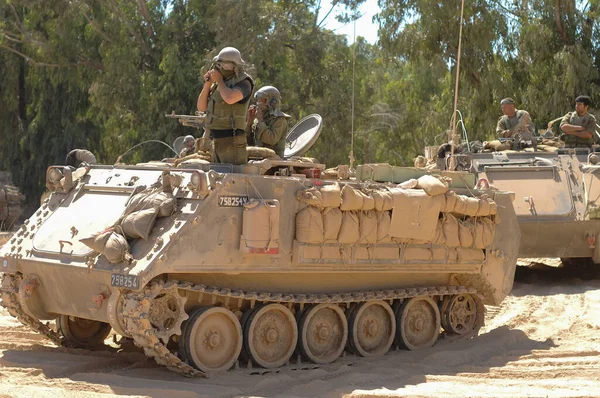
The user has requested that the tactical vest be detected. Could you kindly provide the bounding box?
[206,72,254,131]
[560,112,594,147]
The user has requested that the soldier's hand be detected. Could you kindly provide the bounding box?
[256,107,264,122]
[210,68,223,83]
[247,106,256,124]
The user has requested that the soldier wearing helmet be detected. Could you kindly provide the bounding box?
[179,135,196,158]
[197,47,254,165]
[245,85,291,158]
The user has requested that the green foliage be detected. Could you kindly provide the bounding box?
[0,0,599,211]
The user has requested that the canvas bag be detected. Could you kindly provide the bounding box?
[389,188,442,241]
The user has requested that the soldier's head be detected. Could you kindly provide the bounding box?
[254,86,282,112]
[213,47,245,78]
[500,98,516,117]
[183,135,195,148]
[575,95,591,116]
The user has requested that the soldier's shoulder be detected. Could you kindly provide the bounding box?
[588,113,597,122]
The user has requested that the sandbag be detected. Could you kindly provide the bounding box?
[433,219,445,245]
[489,199,497,215]
[126,191,175,217]
[482,218,495,247]
[442,213,460,247]
[403,247,432,261]
[443,192,458,213]
[180,158,209,165]
[376,211,391,243]
[295,206,324,243]
[451,195,468,215]
[361,192,375,211]
[320,183,341,208]
[475,198,491,217]
[389,188,442,241]
[121,208,158,240]
[297,187,324,208]
[456,248,485,262]
[340,185,363,211]
[338,211,360,244]
[359,211,378,244]
[80,229,113,253]
[416,175,449,196]
[373,190,394,212]
[485,140,511,151]
[463,197,480,217]
[323,207,343,241]
[398,179,418,189]
[104,232,130,263]
[459,218,474,248]
[247,146,280,160]
[473,218,495,249]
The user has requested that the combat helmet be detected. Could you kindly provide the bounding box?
[212,47,245,67]
[183,135,195,146]
[255,86,282,109]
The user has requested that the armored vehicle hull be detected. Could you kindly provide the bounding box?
[465,149,600,266]
[1,162,519,376]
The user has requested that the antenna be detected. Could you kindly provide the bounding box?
[449,0,465,170]
[349,18,356,170]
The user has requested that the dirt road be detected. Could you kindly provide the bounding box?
[1,261,599,398]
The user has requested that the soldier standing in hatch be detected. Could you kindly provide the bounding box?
[559,95,597,147]
[197,47,254,165]
[245,86,290,158]
[179,135,196,158]
[496,98,535,138]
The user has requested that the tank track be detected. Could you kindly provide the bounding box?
[0,273,65,346]
[122,279,482,377]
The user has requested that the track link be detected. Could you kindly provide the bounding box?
[121,279,483,377]
[0,273,65,346]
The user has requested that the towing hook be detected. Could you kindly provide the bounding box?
[586,233,596,249]
[23,279,38,296]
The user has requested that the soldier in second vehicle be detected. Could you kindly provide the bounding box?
[197,47,254,165]
[179,135,196,158]
[246,86,290,158]
[496,98,535,139]
[559,95,597,147]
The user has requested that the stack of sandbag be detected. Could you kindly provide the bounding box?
[247,146,281,160]
[174,152,211,166]
[434,214,495,249]
[295,183,393,245]
[81,188,177,264]
[80,228,132,264]
[484,140,512,151]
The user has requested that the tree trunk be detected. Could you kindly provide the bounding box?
[554,0,569,44]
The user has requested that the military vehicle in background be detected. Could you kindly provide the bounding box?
[429,118,600,270]
[0,172,25,231]
[0,114,520,377]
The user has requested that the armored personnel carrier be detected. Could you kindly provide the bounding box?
[432,123,600,269]
[0,117,520,377]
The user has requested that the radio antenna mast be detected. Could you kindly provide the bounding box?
[449,0,465,170]
[349,18,357,170]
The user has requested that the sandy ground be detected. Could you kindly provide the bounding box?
[1,259,600,398]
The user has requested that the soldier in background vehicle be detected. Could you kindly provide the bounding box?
[197,47,254,165]
[245,86,290,158]
[65,149,97,168]
[496,98,535,138]
[179,135,196,158]
[559,95,597,147]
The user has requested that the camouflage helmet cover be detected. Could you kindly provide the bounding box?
[212,47,245,66]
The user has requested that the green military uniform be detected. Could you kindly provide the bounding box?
[496,110,534,137]
[247,110,290,158]
[559,111,597,147]
[179,146,195,158]
[205,72,254,164]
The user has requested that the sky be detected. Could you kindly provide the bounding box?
[319,0,380,44]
